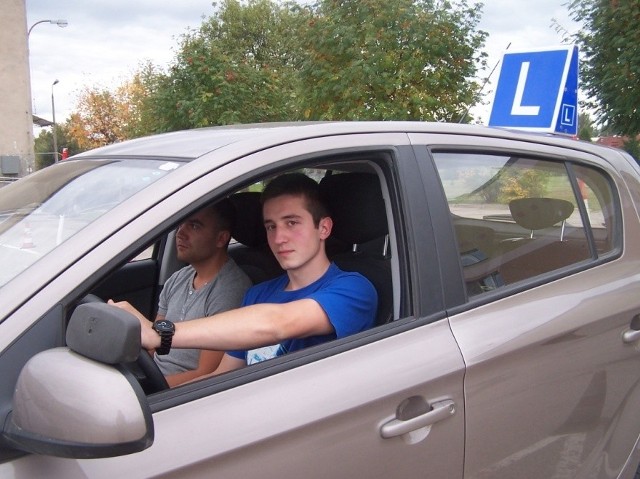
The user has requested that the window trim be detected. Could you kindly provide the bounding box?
[101,141,438,410]
[422,145,623,311]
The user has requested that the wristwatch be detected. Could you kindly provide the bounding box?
[152,319,175,355]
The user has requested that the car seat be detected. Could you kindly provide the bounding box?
[228,191,283,284]
[320,172,393,325]
[509,197,574,240]
[500,197,590,283]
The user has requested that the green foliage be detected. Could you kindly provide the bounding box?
[65,67,165,148]
[498,170,551,203]
[34,129,55,169]
[34,124,81,170]
[578,111,598,141]
[568,0,640,135]
[578,125,592,142]
[123,62,167,137]
[299,0,487,121]
[463,165,552,204]
[623,136,640,163]
[149,0,310,131]
[62,0,488,138]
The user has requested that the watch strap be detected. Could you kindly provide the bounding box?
[156,332,172,355]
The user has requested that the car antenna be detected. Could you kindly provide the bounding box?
[459,42,511,124]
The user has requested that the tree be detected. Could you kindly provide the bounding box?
[578,111,598,141]
[299,0,487,121]
[67,86,128,150]
[122,62,167,138]
[33,123,81,170]
[568,0,640,135]
[148,0,310,131]
[66,71,159,150]
[60,0,490,139]
[93,61,173,138]
[623,136,640,163]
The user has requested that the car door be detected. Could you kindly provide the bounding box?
[0,134,467,478]
[90,248,160,318]
[411,133,640,478]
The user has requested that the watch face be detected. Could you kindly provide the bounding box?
[154,320,175,333]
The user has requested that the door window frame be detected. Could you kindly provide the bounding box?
[411,140,622,311]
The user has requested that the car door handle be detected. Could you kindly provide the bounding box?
[623,329,640,343]
[622,315,640,344]
[380,398,456,439]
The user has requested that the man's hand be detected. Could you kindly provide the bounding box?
[107,299,160,350]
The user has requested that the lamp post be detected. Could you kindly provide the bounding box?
[27,19,68,38]
[51,79,59,163]
[27,20,68,168]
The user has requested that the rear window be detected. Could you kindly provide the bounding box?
[433,152,618,296]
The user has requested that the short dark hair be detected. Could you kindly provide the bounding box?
[261,173,330,226]
[208,198,235,233]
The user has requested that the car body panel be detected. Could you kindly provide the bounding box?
[1,320,465,478]
[407,132,640,478]
[0,122,639,478]
[451,262,640,478]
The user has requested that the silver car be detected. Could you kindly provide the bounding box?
[1,122,640,478]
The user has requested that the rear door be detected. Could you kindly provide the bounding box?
[1,133,467,478]
[411,133,640,478]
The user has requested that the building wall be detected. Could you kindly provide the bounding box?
[0,0,34,178]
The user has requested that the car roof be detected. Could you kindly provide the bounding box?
[72,121,629,164]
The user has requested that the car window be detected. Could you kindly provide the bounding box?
[131,245,155,261]
[0,159,181,286]
[572,163,618,254]
[80,155,399,396]
[226,165,393,321]
[433,152,617,296]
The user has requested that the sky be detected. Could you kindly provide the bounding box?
[26,0,582,131]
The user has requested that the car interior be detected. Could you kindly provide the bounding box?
[455,196,593,293]
[440,156,617,297]
[225,171,393,324]
[83,158,399,393]
[151,168,394,325]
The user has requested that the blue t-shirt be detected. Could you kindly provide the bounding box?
[228,263,377,364]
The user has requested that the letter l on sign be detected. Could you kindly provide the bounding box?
[511,62,540,116]
[488,46,578,135]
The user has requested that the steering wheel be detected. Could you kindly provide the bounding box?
[77,294,169,394]
[131,347,170,394]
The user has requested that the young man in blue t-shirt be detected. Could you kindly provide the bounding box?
[131,173,378,376]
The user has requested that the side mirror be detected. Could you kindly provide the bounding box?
[66,301,142,364]
[1,303,153,458]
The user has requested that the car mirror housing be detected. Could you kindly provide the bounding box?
[2,303,151,459]
[66,301,141,364]
[1,347,153,458]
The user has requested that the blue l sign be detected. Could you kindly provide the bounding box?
[488,46,579,136]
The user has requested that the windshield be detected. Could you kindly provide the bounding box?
[0,159,181,287]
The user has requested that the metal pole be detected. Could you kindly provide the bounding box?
[28,19,68,38]
[52,80,59,163]
[459,43,511,124]
[27,20,68,168]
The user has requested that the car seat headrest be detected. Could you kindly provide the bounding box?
[320,173,388,245]
[228,192,267,247]
[509,197,574,231]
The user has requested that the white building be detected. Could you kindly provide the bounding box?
[0,0,35,180]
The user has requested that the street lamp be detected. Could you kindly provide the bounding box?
[27,19,68,38]
[27,20,68,168]
[52,79,59,163]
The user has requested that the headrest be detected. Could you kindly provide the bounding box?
[509,197,574,231]
[228,192,267,247]
[320,173,388,245]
